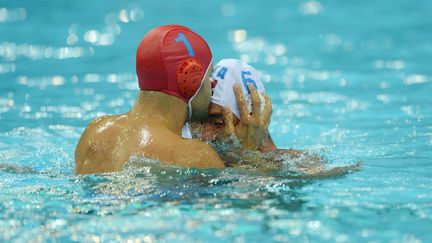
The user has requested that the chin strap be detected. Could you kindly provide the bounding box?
[181,122,192,139]
[187,60,213,121]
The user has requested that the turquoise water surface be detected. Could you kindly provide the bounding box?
[1,0,431,242]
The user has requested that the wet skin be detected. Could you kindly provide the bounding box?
[200,102,277,151]
[75,66,224,174]
[197,83,277,152]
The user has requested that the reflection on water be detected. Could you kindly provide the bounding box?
[0,42,89,60]
[0,7,27,23]
[1,0,432,242]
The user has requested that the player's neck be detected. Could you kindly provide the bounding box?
[130,90,188,134]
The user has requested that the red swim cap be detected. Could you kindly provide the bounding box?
[136,25,212,103]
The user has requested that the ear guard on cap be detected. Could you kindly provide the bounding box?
[177,58,204,100]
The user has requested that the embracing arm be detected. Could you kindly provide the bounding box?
[215,84,361,176]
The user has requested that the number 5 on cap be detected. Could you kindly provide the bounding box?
[176,32,195,57]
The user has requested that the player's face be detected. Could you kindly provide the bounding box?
[200,102,239,141]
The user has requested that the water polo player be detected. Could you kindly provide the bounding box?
[75,25,224,174]
[190,59,323,169]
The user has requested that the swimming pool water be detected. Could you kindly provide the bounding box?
[1,0,431,242]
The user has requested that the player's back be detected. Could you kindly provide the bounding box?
[75,113,224,174]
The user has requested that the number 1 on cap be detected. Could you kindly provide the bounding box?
[176,32,195,57]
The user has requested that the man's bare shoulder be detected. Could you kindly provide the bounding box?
[74,114,127,174]
[87,114,128,133]
[164,138,224,169]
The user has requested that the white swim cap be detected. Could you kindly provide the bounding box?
[210,59,266,119]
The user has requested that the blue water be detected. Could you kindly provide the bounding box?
[1,0,431,242]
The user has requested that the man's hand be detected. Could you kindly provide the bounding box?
[223,83,272,150]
